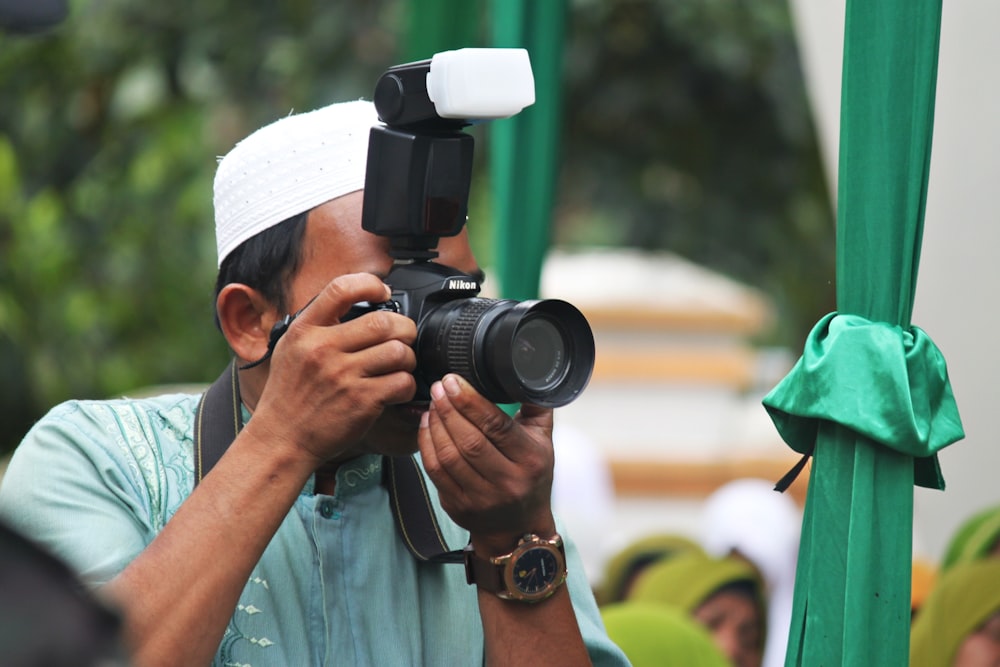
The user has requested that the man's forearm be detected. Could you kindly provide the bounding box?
[478,586,593,667]
[102,423,317,667]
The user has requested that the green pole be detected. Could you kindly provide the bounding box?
[404,0,482,62]
[489,0,567,300]
[763,1,963,663]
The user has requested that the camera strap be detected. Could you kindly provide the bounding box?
[193,360,464,564]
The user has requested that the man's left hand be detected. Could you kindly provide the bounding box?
[417,373,557,556]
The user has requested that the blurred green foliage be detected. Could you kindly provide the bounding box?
[0,0,834,456]
[558,1,835,344]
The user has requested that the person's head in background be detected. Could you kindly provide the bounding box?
[910,558,1000,667]
[698,478,800,667]
[0,520,126,665]
[699,478,801,593]
[601,601,730,667]
[940,504,1000,574]
[628,550,766,667]
[596,532,703,606]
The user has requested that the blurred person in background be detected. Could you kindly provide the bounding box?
[699,478,801,667]
[910,558,1000,667]
[628,549,767,667]
[601,601,730,667]
[596,532,703,605]
[0,519,127,666]
[551,422,617,591]
[940,503,1000,574]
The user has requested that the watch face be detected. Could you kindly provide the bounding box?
[511,546,562,599]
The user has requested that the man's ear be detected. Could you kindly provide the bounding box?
[216,284,278,363]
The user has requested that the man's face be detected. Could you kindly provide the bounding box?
[282,190,481,458]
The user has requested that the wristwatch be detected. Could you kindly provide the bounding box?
[464,533,568,603]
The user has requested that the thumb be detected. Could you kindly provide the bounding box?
[514,403,554,432]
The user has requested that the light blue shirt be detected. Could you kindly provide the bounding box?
[0,393,629,666]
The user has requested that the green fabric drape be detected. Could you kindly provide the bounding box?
[489,0,567,301]
[761,0,964,664]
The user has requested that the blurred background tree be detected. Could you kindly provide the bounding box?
[0,0,834,456]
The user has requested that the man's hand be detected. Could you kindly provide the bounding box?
[250,272,418,465]
[418,374,593,667]
[417,373,557,555]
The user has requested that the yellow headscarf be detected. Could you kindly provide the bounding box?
[627,549,766,617]
[941,504,1000,573]
[601,602,731,667]
[910,558,1000,667]
[597,533,703,605]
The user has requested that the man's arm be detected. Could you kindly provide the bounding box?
[418,374,594,667]
[102,423,317,666]
[104,273,419,666]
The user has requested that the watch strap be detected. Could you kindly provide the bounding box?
[464,543,506,594]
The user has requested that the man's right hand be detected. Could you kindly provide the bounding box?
[249,272,418,467]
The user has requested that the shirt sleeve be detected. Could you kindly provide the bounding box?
[0,400,169,586]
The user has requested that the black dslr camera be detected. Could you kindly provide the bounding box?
[357,49,595,408]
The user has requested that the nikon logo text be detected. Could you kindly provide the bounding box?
[448,279,478,290]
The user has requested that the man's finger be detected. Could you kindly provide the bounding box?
[427,375,524,476]
[294,273,392,327]
[418,407,465,497]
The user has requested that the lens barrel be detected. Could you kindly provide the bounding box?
[416,298,594,407]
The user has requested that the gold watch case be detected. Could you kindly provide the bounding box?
[465,533,568,603]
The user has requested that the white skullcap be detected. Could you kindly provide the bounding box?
[213,99,380,266]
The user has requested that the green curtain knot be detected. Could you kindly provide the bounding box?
[762,312,963,487]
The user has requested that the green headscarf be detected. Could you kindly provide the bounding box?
[597,533,703,605]
[627,549,765,616]
[910,558,1000,667]
[601,602,730,667]
[941,504,1000,573]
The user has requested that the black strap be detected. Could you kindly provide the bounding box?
[194,361,462,564]
[773,444,815,493]
[384,456,464,563]
[194,361,241,482]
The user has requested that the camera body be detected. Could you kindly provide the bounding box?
[357,49,594,407]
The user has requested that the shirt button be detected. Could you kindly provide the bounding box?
[319,500,336,519]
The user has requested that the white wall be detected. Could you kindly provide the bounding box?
[789,0,1000,561]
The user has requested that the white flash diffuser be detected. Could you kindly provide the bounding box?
[426,48,536,120]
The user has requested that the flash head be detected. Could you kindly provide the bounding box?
[363,48,536,259]
[373,48,535,128]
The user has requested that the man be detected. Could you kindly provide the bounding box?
[0,100,627,666]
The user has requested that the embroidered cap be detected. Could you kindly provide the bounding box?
[213,99,380,267]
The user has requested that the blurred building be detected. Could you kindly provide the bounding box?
[541,247,804,584]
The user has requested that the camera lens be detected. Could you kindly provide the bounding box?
[511,317,567,393]
[416,298,594,407]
